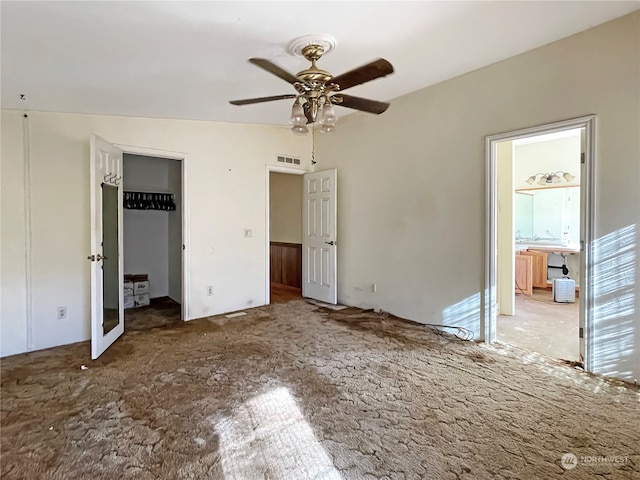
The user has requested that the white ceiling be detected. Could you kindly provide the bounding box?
[1,1,638,126]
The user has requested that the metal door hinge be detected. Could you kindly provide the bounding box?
[579,327,584,339]
[580,152,585,164]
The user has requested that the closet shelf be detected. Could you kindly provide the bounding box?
[124,191,176,211]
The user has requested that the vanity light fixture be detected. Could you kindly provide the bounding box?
[525,171,575,185]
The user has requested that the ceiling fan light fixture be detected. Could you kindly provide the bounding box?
[291,125,308,135]
[319,104,337,125]
[290,103,306,126]
[320,123,335,134]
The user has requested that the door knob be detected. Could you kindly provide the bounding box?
[324,241,335,246]
[96,253,107,261]
[87,254,95,261]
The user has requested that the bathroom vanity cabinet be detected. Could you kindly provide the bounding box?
[518,250,548,288]
[515,245,580,291]
[515,254,533,295]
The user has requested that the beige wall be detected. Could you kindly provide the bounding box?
[1,114,28,355]
[269,173,302,244]
[0,111,310,356]
[316,12,639,381]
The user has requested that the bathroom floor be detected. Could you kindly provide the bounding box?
[497,288,579,361]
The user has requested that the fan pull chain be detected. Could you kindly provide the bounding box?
[311,123,317,165]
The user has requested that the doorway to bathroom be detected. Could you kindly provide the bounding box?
[485,116,595,367]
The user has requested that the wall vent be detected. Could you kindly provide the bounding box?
[276,155,301,165]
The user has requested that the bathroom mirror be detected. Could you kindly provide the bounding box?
[515,186,580,244]
[514,192,533,240]
[102,184,120,335]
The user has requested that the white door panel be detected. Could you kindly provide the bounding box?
[308,198,317,236]
[302,169,337,304]
[90,134,124,359]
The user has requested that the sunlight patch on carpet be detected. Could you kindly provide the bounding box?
[214,387,342,479]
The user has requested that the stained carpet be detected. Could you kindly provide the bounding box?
[1,300,638,479]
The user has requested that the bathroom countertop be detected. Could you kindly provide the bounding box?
[517,244,580,254]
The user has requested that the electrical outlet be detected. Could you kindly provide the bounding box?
[371,283,377,293]
[244,229,252,238]
[57,306,67,320]
[207,286,214,296]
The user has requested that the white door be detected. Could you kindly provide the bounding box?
[578,127,587,364]
[302,169,337,304]
[89,134,124,359]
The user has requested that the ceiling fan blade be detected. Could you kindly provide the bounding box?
[337,94,390,114]
[229,94,296,106]
[330,58,394,91]
[249,58,299,84]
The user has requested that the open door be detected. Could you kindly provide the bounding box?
[578,127,587,365]
[89,134,124,359]
[302,169,337,304]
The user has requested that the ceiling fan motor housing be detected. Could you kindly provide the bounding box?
[295,45,333,84]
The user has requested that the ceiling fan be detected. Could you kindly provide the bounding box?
[229,36,394,134]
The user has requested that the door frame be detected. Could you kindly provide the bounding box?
[484,115,596,370]
[115,143,190,321]
[264,165,310,305]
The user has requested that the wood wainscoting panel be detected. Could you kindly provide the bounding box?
[270,245,283,284]
[270,242,302,289]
